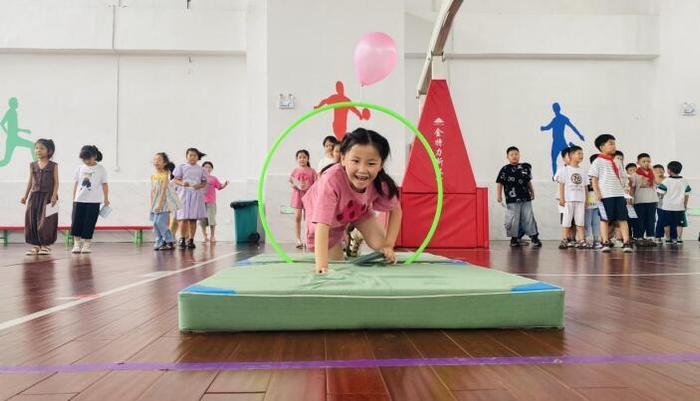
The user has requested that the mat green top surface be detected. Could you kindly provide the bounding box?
[184,253,558,297]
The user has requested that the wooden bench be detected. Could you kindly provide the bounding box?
[0,225,151,246]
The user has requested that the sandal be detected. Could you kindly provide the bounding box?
[37,247,51,255]
[25,247,40,255]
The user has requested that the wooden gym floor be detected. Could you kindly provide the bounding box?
[0,241,699,401]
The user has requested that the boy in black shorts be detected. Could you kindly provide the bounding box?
[588,134,632,252]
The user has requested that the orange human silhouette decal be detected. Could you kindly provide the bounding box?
[314,81,370,141]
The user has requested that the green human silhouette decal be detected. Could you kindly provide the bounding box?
[0,97,35,167]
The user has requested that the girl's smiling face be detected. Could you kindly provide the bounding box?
[203,164,213,174]
[341,144,382,192]
[83,156,97,166]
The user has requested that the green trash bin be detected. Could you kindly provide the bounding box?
[230,200,264,243]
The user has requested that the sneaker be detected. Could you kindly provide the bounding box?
[177,238,187,249]
[531,236,542,248]
[576,241,588,249]
[601,242,612,252]
[295,240,304,249]
[71,242,83,254]
[677,239,684,245]
[165,242,175,250]
[510,238,521,247]
[623,242,633,253]
[567,240,576,248]
[81,242,92,254]
[156,243,172,251]
[186,239,196,249]
[558,240,568,250]
[37,247,50,255]
[593,241,603,249]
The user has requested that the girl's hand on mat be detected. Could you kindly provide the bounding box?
[382,247,397,264]
[316,265,328,274]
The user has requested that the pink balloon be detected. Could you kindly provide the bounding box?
[354,32,398,87]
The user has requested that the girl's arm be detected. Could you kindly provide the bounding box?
[219,180,229,190]
[528,181,535,200]
[102,183,110,206]
[72,182,78,201]
[21,165,33,204]
[157,185,166,211]
[496,183,503,204]
[50,165,59,206]
[150,182,155,209]
[314,223,330,274]
[382,204,402,264]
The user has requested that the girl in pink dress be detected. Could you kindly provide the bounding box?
[302,128,402,274]
[289,149,317,248]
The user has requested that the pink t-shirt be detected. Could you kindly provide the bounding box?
[203,175,224,204]
[302,163,399,231]
[290,167,316,191]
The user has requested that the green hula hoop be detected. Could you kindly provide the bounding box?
[257,101,443,265]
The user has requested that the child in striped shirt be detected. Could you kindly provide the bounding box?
[588,134,632,252]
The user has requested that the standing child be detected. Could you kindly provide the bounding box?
[166,162,180,243]
[317,135,339,173]
[71,145,109,254]
[200,161,229,243]
[151,152,180,250]
[496,147,542,248]
[21,139,59,255]
[289,150,317,248]
[632,153,658,246]
[585,155,602,248]
[625,163,639,241]
[173,148,208,249]
[657,161,691,245]
[302,128,402,274]
[319,142,342,176]
[589,134,632,252]
[557,145,588,248]
[653,164,666,243]
[554,147,573,248]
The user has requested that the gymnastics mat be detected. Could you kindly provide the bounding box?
[178,253,564,332]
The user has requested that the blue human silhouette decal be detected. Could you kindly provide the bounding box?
[540,102,584,177]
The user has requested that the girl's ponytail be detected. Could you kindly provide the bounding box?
[374,168,399,199]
